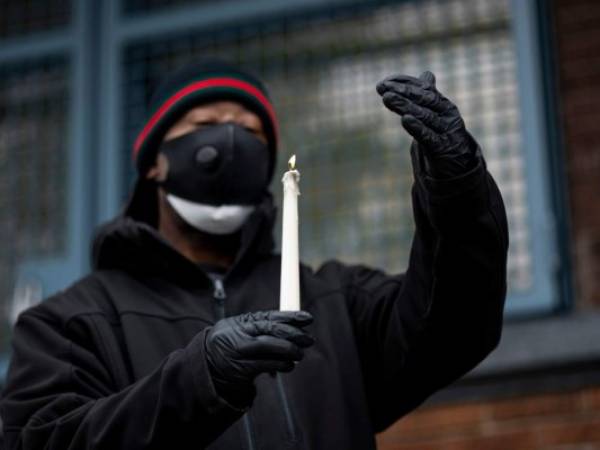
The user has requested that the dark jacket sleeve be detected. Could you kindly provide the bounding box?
[0,309,244,449]
[317,145,508,431]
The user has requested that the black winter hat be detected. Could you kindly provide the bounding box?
[132,60,279,176]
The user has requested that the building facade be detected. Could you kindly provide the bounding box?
[1,0,599,448]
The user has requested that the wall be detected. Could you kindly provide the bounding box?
[377,386,600,450]
[376,0,600,448]
[557,0,600,308]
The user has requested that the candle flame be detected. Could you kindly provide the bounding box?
[288,155,296,171]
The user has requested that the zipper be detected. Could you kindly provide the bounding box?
[276,373,298,443]
[242,415,257,450]
[212,277,226,320]
[210,277,256,450]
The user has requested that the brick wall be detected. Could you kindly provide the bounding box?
[376,0,600,448]
[376,387,600,450]
[556,0,600,308]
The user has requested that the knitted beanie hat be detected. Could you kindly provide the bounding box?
[133,59,279,176]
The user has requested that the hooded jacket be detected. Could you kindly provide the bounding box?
[0,149,508,450]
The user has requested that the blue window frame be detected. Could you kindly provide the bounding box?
[506,0,563,314]
[103,0,565,316]
[0,0,97,375]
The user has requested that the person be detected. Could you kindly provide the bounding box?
[0,60,508,449]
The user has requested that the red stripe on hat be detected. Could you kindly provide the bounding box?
[133,77,278,157]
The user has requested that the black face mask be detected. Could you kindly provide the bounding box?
[158,123,270,206]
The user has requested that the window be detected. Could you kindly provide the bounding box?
[0,1,94,374]
[0,58,70,310]
[0,0,70,39]
[118,0,560,315]
[0,0,564,379]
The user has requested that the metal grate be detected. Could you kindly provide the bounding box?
[0,60,70,352]
[123,0,531,294]
[0,0,70,39]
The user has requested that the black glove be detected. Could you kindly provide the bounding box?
[205,310,314,408]
[376,71,476,179]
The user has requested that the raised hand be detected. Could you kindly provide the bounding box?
[376,71,476,178]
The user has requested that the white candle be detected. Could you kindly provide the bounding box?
[280,155,301,311]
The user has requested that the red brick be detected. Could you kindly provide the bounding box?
[563,90,600,117]
[490,392,584,421]
[570,185,600,228]
[562,111,600,133]
[536,418,600,446]
[377,386,600,449]
[382,403,487,440]
[582,387,600,411]
[556,0,600,8]
[558,29,600,59]
[562,56,600,81]
[556,4,600,29]
[557,0,600,312]
[377,429,539,450]
[442,431,539,450]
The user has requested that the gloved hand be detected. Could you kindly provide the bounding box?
[376,71,476,179]
[205,310,314,408]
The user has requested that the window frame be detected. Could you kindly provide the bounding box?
[506,0,564,315]
[0,0,572,378]
[0,0,97,377]
[98,0,566,315]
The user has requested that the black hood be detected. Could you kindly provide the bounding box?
[91,179,277,281]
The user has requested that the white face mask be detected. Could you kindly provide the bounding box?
[166,194,255,235]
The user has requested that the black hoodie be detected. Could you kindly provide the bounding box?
[0,149,508,450]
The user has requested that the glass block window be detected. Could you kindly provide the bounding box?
[0,0,70,39]
[123,0,531,298]
[0,60,70,355]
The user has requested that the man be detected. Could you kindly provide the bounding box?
[1,61,508,449]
